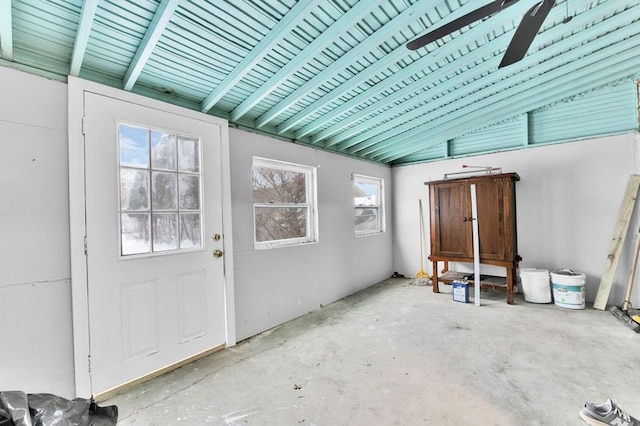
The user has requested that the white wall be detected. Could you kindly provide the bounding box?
[393,134,640,307]
[0,67,394,396]
[229,130,394,340]
[0,67,75,397]
[2,63,635,398]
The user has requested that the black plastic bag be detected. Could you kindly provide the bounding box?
[0,392,117,426]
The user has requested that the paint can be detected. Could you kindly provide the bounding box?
[452,280,469,303]
[550,269,586,309]
[519,268,552,303]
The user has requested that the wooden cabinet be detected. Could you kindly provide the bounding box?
[427,173,520,304]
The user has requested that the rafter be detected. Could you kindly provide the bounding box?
[70,0,99,76]
[229,0,385,122]
[255,0,471,129]
[373,33,640,163]
[123,0,180,91]
[370,16,640,157]
[300,0,534,146]
[200,0,324,113]
[384,57,639,163]
[0,0,13,60]
[331,0,624,153]
[5,0,637,166]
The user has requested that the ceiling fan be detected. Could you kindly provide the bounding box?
[406,0,556,68]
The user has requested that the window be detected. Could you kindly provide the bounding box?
[252,157,317,249]
[353,174,384,236]
[118,123,203,256]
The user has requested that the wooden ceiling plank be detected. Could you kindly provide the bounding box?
[70,0,99,76]
[274,0,532,136]
[327,0,634,150]
[229,0,385,122]
[123,0,181,91]
[375,44,640,162]
[309,17,526,146]
[200,0,325,113]
[343,2,640,158]
[255,0,481,129]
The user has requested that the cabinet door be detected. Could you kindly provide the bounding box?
[475,178,506,261]
[431,182,470,258]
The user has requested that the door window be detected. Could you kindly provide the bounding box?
[118,123,203,256]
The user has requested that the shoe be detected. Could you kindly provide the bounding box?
[579,399,639,426]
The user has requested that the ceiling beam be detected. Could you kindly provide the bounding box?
[256,0,489,129]
[306,1,536,147]
[0,0,13,60]
[70,0,99,76]
[384,59,639,163]
[123,0,181,91]
[370,34,640,160]
[335,0,627,153]
[200,0,324,113]
[374,35,640,163]
[339,0,633,153]
[229,0,385,122]
[287,0,535,140]
[371,56,632,160]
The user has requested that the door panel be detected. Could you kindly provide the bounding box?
[84,93,226,395]
[177,270,207,343]
[433,183,470,257]
[121,279,159,362]
[475,179,506,260]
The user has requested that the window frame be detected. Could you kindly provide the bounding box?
[252,157,318,250]
[353,173,385,237]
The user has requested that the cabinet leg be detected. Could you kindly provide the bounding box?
[432,261,439,293]
[506,266,515,305]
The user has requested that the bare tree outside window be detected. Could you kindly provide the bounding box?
[252,158,317,248]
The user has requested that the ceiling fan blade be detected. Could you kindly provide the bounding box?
[406,0,521,51]
[499,0,555,67]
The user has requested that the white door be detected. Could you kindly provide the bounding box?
[83,92,227,395]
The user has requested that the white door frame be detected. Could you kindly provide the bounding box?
[68,76,236,398]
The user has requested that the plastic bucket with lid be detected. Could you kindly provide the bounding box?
[519,268,551,303]
[550,269,586,309]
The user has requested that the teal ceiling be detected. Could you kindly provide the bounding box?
[1,0,639,165]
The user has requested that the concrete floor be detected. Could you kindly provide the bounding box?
[106,278,640,425]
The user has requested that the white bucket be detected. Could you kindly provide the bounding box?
[550,269,586,309]
[519,268,551,303]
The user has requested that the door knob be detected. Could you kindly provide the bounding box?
[213,249,223,258]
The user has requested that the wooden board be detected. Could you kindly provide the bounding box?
[593,174,640,310]
[438,271,510,289]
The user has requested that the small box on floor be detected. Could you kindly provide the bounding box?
[452,280,469,303]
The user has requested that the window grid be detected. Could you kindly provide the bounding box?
[353,174,385,236]
[252,157,317,249]
[118,123,203,256]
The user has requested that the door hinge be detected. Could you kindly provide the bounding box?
[83,235,88,255]
[87,354,92,374]
[82,116,86,135]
